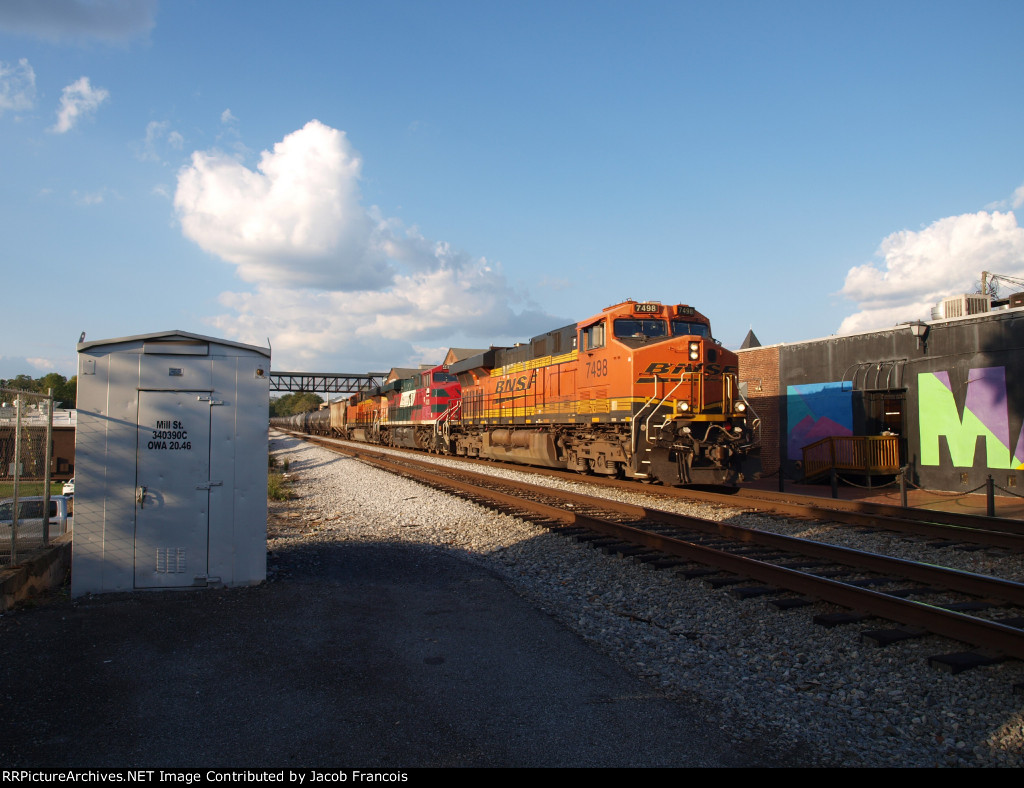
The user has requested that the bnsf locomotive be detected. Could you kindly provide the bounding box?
[279,299,759,486]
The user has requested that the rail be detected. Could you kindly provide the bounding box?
[801,435,901,482]
[296,435,1024,662]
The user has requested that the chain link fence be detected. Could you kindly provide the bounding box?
[0,387,68,567]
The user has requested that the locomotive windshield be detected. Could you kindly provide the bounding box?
[613,317,712,346]
[671,320,709,337]
[432,371,457,383]
[614,319,668,340]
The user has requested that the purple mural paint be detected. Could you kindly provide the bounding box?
[965,367,1010,449]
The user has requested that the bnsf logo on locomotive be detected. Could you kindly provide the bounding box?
[494,370,537,394]
[640,361,737,377]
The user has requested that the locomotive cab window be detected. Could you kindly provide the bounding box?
[580,321,605,351]
[671,321,709,337]
[614,319,668,340]
[432,371,457,383]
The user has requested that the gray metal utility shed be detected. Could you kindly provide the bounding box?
[72,331,270,596]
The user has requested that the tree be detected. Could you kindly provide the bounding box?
[0,372,77,408]
[269,392,324,417]
[36,373,77,407]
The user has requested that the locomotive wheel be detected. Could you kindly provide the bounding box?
[566,451,589,474]
[591,455,618,476]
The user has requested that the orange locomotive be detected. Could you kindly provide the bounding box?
[330,364,461,449]
[444,299,758,485]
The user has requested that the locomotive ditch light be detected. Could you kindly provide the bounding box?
[679,401,690,411]
[735,401,746,413]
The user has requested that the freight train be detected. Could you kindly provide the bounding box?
[276,299,760,485]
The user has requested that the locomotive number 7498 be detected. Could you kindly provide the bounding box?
[585,359,608,378]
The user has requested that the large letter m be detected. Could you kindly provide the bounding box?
[919,368,1023,469]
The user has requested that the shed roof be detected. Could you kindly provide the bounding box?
[77,330,271,357]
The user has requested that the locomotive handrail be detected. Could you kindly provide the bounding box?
[643,373,687,441]
[434,400,462,440]
[735,384,761,449]
[631,378,662,459]
[630,372,690,478]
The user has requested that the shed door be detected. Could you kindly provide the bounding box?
[135,391,212,588]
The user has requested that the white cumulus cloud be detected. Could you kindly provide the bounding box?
[210,262,554,371]
[51,76,109,133]
[26,357,57,372]
[985,182,1024,211]
[837,209,1024,334]
[175,120,391,290]
[0,58,36,115]
[176,120,558,370]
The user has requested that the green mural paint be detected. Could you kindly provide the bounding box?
[918,371,1013,468]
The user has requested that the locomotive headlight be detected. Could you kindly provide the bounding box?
[735,402,746,413]
[688,341,700,360]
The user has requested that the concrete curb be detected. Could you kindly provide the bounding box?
[0,535,72,611]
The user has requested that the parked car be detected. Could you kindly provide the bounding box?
[62,478,74,496]
[0,495,72,547]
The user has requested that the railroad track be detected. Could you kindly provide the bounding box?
[293,433,1024,550]
[288,433,1024,673]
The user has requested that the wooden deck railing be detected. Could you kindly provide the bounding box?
[801,435,901,482]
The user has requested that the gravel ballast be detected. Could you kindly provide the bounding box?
[271,432,1024,768]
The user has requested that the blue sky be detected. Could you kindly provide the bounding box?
[2,0,1023,379]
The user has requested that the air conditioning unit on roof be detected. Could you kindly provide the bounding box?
[938,294,990,319]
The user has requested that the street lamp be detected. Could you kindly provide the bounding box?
[909,320,929,351]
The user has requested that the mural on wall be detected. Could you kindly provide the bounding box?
[787,381,852,458]
[919,367,1024,469]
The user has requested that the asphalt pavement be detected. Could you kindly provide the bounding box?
[0,534,806,768]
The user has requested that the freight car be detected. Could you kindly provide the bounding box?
[277,299,759,486]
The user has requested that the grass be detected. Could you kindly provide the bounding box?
[0,481,64,499]
[267,453,294,500]
[267,472,294,501]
